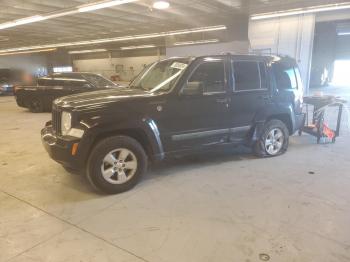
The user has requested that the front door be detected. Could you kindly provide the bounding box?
[158,57,231,153]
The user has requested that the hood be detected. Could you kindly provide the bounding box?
[55,88,153,111]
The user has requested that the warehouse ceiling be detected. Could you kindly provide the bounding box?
[0,0,348,51]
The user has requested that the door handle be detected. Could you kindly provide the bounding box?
[258,95,270,100]
[216,98,229,103]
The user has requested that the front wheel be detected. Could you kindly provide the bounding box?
[29,98,44,113]
[87,136,147,194]
[254,120,289,157]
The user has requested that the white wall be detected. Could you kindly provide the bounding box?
[249,14,315,93]
[73,55,164,81]
[0,54,48,76]
[166,41,249,57]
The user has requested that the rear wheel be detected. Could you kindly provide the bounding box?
[29,98,44,113]
[254,120,289,157]
[87,136,147,194]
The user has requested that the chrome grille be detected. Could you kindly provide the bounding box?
[52,109,61,135]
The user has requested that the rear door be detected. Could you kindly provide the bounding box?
[228,58,270,140]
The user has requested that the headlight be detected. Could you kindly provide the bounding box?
[60,111,85,138]
[61,112,72,136]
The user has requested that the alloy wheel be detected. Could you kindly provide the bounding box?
[264,128,284,155]
[101,148,138,184]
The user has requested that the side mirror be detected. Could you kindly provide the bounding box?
[181,81,203,96]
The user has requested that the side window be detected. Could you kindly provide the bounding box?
[294,67,303,90]
[63,79,89,88]
[37,78,54,86]
[259,62,268,89]
[273,64,298,90]
[233,61,261,91]
[187,61,225,94]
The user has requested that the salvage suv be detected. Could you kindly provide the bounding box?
[41,54,304,194]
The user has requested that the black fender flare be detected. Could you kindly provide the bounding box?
[80,116,165,163]
[250,104,295,144]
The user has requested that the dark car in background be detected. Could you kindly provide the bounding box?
[0,68,31,95]
[15,72,120,112]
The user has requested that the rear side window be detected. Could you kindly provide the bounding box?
[273,64,298,90]
[294,68,303,90]
[38,77,87,87]
[38,78,55,86]
[233,61,261,91]
[259,62,268,89]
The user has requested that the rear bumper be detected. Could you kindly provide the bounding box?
[294,113,305,133]
[41,125,83,169]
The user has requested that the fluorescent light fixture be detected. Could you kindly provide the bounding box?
[0,23,15,30]
[0,0,137,30]
[78,0,138,12]
[69,49,107,54]
[0,48,56,56]
[251,3,350,20]
[15,15,46,25]
[174,39,219,46]
[53,66,73,73]
[120,44,156,50]
[0,25,227,53]
[153,1,170,10]
[0,15,46,30]
[338,32,350,36]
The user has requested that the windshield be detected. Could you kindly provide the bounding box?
[83,74,116,88]
[130,58,190,93]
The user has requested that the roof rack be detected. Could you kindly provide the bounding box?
[220,51,283,57]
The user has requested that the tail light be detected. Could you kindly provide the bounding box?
[13,85,19,94]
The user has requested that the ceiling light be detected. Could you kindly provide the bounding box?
[0,23,15,30]
[251,3,350,20]
[120,44,156,50]
[0,1,137,30]
[0,25,227,53]
[14,15,46,25]
[174,39,219,46]
[0,15,46,30]
[338,32,350,36]
[78,0,138,12]
[69,49,107,54]
[153,1,170,10]
[0,48,56,56]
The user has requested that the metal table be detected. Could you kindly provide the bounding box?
[299,95,347,144]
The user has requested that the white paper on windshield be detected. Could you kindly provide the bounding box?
[171,62,187,70]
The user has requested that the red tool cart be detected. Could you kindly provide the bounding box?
[299,95,347,144]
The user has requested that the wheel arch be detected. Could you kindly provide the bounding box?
[84,118,165,164]
[249,113,293,145]
[266,113,293,134]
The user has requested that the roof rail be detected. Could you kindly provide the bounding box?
[220,51,284,57]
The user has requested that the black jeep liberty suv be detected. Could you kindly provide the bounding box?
[41,54,304,194]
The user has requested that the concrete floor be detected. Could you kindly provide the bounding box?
[0,86,350,262]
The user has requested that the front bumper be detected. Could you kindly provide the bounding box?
[41,125,83,169]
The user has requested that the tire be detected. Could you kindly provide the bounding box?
[253,120,289,157]
[29,98,44,113]
[87,136,147,194]
[63,166,81,175]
